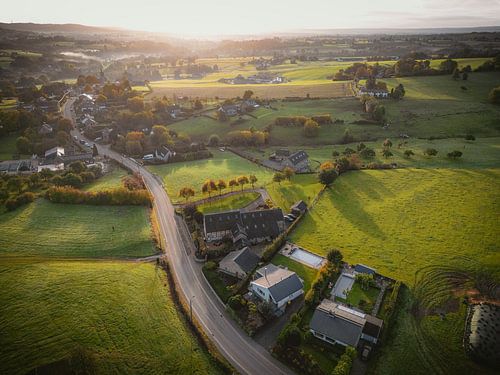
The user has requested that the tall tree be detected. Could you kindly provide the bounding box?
[217,179,227,196]
[179,187,195,202]
[228,179,239,192]
[283,167,295,181]
[201,179,217,199]
[237,176,249,191]
[249,175,257,189]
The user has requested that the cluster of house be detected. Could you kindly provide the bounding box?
[217,99,260,117]
[218,73,287,85]
[357,86,389,98]
[142,145,176,163]
[269,149,310,173]
[19,96,62,114]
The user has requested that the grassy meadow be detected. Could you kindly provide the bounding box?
[0,200,155,258]
[147,149,274,203]
[0,259,221,375]
[197,192,259,213]
[290,168,500,284]
[266,174,323,212]
[166,71,500,145]
[83,166,129,192]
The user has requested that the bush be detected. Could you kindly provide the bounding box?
[274,116,308,127]
[424,148,438,156]
[332,347,357,375]
[46,186,151,206]
[447,150,463,159]
[208,134,220,146]
[310,114,333,125]
[205,261,217,271]
[465,134,475,141]
[228,294,245,310]
[5,192,35,211]
[261,234,286,262]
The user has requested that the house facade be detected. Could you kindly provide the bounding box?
[358,87,389,98]
[250,264,304,313]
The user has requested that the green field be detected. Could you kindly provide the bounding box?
[290,168,500,284]
[166,72,500,145]
[304,137,500,169]
[83,167,129,192]
[0,200,155,258]
[266,174,323,212]
[197,192,259,213]
[148,150,274,203]
[0,259,221,375]
[271,254,318,291]
[0,134,30,161]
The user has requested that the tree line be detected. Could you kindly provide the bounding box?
[178,175,259,201]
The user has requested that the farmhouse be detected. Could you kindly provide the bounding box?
[290,200,307,217]
[38,123,53,135]
[249,264,304,314]
[310,299,383,347]
[283,150,309,172]
[218,104,240,117]
[218,247,260,279]
[154,145,175,162]
[203,208,285,246]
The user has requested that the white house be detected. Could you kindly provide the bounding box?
[154,145,175,162]
[249,264,304,314]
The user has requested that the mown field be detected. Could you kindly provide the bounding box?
[166,71,500,145]
[266,174,323,212]
[148,150,274,203]
[197,192,259,213]
[0,200,155,258]
[290,168,500,284]
[0,259,221,375]
[83,166,129,192]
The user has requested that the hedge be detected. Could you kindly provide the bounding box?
[5,192,35,211]
[332,347,357,375]
[46,186,151,206]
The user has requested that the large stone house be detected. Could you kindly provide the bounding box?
[218,247,260,279]
[203,208,285,247]
[283,150,309,172]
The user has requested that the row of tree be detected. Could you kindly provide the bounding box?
[178,175,259,201]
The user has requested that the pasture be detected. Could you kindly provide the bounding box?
[147,150,274,203]
[289,168,500,284]
[0,200,155,258]
[196,192,260,213]
[266,174,323,212]
[0,259,221,375]
[166,71,500,145]
[83,166,129,192]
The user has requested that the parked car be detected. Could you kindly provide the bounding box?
[361,345,372,361]
[79,139,86,145]
[142,154,154,161]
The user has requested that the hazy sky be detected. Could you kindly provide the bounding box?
[1,0,499,36]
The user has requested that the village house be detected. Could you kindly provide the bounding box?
[283,150,309,172]
[44,146,65,161]
[218,247,260,280]
[309,299,383,348]
[38,123,54,136]
[290,200,307,217]
[218,104,240,117]
[203,208,285,247]
[249,264,304,314]
[154,145,175,162]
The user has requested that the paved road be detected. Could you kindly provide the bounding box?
[63,99,293,375]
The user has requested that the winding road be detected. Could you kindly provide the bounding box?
[63,99,293,375]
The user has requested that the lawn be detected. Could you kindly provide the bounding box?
[0,200,155,258]
[197,192,260,213]
[290,168,500,284]
[202,264,233,303]
[338,282,379,313]
[266,174,324,212]
[0,134,30,161]
[0,259,221,375]
[83,166,129,192]
[271,254,318,291]
[147,150,274,203]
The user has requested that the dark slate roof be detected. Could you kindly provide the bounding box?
[310,306,363,347]
[363,314,383,339]
[268,273,303,302]
[233,247,260,274]
[288,150,308,165]
[204,208,284,241]
[276,148,290,157]
[204,210,241,234]
[291,200,307,213]
[354,264,376,275]
[156,145,173,158]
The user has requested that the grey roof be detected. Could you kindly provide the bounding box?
[354,264,376,275]
[204,208,284,241]
[233,247,260,274]
[310,306,363,347]
[268,273,303,302]
[291,200,307,213]
[465,303,500,366]
[288,150,308,165]
[363,314,383,339]
[276,148,290,157]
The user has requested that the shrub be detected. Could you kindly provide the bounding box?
[447,150,463,159]
[310,114,333,125]
[303,119,320,138]
[261,234,286,262]
[465,134,475,141]
[228,294,245,310]
[332,347,357,375]
[424,148,438,156]
[274,116,308,127]
[360,147,375,159]
[208,134,220,146]
[46,186,151,206]
[5,192,35,211]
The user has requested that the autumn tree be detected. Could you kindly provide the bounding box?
[179,187,195,202]
[318,162,338,186]
[237,175,249,191]
[243,90,254,100]
[202,179,217,198]
[150,125,172,147]
[217,179,227,196]
[303,119,320,138]
[127,96,145,112]
[249,175,258,189]
[283,167,295,181]
[228,179,239,192]
[273,172,285,185]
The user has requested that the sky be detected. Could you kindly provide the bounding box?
[1,0,499,37]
